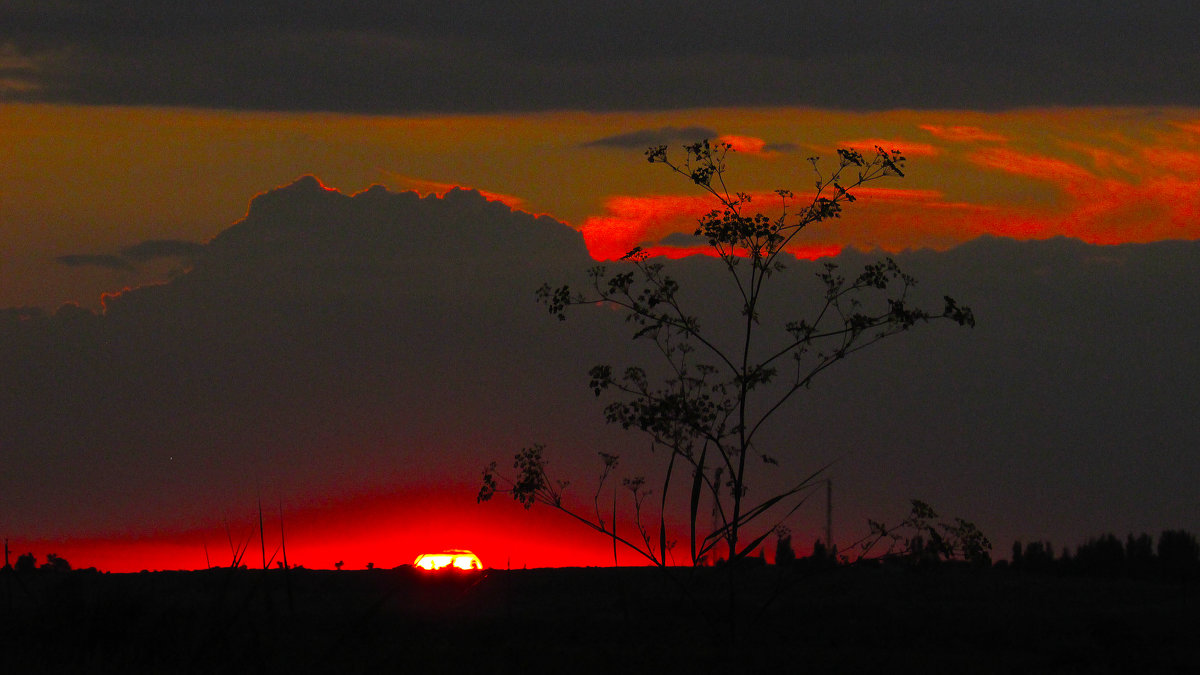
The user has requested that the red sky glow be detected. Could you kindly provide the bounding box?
[3,102,1200,572]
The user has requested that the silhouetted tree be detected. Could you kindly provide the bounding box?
[481,140,973,567]
[1126,532,1154,573]
[803,538,837,570]
[40,553,71,573]
[774,527,795,566]
[1158,529,1199,582]
[1015,541,1056,572]
[1058,545,1072,566]
[1075,533,1125,574]
[15,552,36,573]
[334,560,344,571]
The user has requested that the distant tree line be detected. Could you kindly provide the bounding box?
[1007,530,1199,578]
[771,527,1199,581]
[3,552,73,574]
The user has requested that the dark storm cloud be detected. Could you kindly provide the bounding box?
[3,1,1199,112]
[3,176,1198,552]
[55,253,136,271]
[583,127,720,149]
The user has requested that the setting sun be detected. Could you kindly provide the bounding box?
[414,550,483,571]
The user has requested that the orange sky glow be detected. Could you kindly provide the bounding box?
[5,104,1198,312]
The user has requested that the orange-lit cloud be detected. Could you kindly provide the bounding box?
[716,134,775,156]
[837,139,941,157]
[581,194,716,260]
[579,187,988,260]
[5,103,1200,311]
[968,141,1200,244]
[581,112,1200,260]
[918,124,1009,143]
[382,172,527,210]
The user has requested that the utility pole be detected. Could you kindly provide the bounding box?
[825,479,833,549]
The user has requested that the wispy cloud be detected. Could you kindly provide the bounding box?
[837,138,940,157]
[55,254,136,271]
[55,239,204,273]
[715,134,797,157]
[120,239,206,262]
[583,126,719,149]
[919,125,1009,143]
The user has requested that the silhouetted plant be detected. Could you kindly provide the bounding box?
[334,560,344,571]
[480,140,973,568]
[15,552,36,573]
[854,499,991,566]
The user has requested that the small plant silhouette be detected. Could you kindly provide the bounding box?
[853,500,992,566]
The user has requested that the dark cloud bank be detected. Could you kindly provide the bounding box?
[4,1,1199,112]
[3,177,1198,554]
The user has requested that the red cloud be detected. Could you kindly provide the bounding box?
[969,143,1200,244]
[581,114,1200,261]
[837,139,940,157]
[716,134,775,156]
[581,194,714,260]
[919,124,1009,143]
[580,188,981,260]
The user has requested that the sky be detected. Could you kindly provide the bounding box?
[2,2,1199,571]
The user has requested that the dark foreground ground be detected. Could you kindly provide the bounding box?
[1,564,1197,674]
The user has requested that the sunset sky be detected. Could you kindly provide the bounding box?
[2,2,1199,571]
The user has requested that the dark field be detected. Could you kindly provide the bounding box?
[2,564,1197,673]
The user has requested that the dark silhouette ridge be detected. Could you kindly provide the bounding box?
[1,565,1196,672]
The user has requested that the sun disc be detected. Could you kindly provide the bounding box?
[414,549,482,571]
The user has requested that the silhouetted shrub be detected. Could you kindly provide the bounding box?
[15,552,36,573]
[41,553,71,573]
